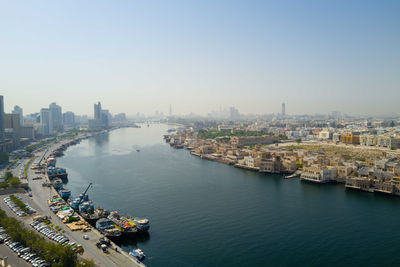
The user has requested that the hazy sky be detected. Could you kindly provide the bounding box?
[1,0,399,116]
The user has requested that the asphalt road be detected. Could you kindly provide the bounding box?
[0,243,30,267]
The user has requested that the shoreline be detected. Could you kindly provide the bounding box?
[25,128,145,267]
[166,134,400,199]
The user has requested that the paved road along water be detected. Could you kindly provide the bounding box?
[58,124,400,267]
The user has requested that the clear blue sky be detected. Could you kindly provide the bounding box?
[0,0,399,116]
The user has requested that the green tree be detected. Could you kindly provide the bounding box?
[9,177,21,187]
[4,171,13,182]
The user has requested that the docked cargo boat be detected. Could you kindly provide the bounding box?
[95,218,122,239]
[59,189,71,200]
[71,192,109,225]
[52,178,63,190]
[80,208,110,225]
[131,217,150,232]
[47,166,68,180]
[108,211,138,237]
[47,157,56,167]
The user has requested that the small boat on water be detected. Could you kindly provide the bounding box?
[136,149,140,152]
[129,248,145,261]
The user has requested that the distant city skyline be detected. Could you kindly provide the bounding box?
[1,1,399,116]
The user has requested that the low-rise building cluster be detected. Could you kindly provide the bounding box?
[166,127,400,197]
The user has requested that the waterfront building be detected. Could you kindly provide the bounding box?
[300,166,337,183]
[346,170,398,195]
[345,177,374,192]
[49,102,63,132]
[282,158,298,173]
[198,144,215,154]
[239,156,261,169]
[12,105,23,126]
[336,166,355,183]
[259,156,283,173]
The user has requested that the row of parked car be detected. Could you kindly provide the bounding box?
[3,196,36,217]
[30,220,76,247]
[0,226,49,267]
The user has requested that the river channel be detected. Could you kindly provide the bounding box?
[58,124,400,267]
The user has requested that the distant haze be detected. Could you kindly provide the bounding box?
[1,1,399,116]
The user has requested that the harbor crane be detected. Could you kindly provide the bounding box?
[67,182,92,222]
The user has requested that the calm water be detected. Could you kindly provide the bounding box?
[58,124,400,267]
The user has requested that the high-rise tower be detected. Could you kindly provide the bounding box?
[94,102,102,120]
[282,103,286,117]
[49,102,63,132]
[40,108,51,135]
[12,105,23,126]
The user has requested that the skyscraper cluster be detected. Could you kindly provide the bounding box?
[39,103,63,135]
[0,94,126,155]
[89,101,109,130]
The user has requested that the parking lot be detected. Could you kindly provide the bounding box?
[0,226,49,267]
[29,220,78,248]
[4,195,36,217]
